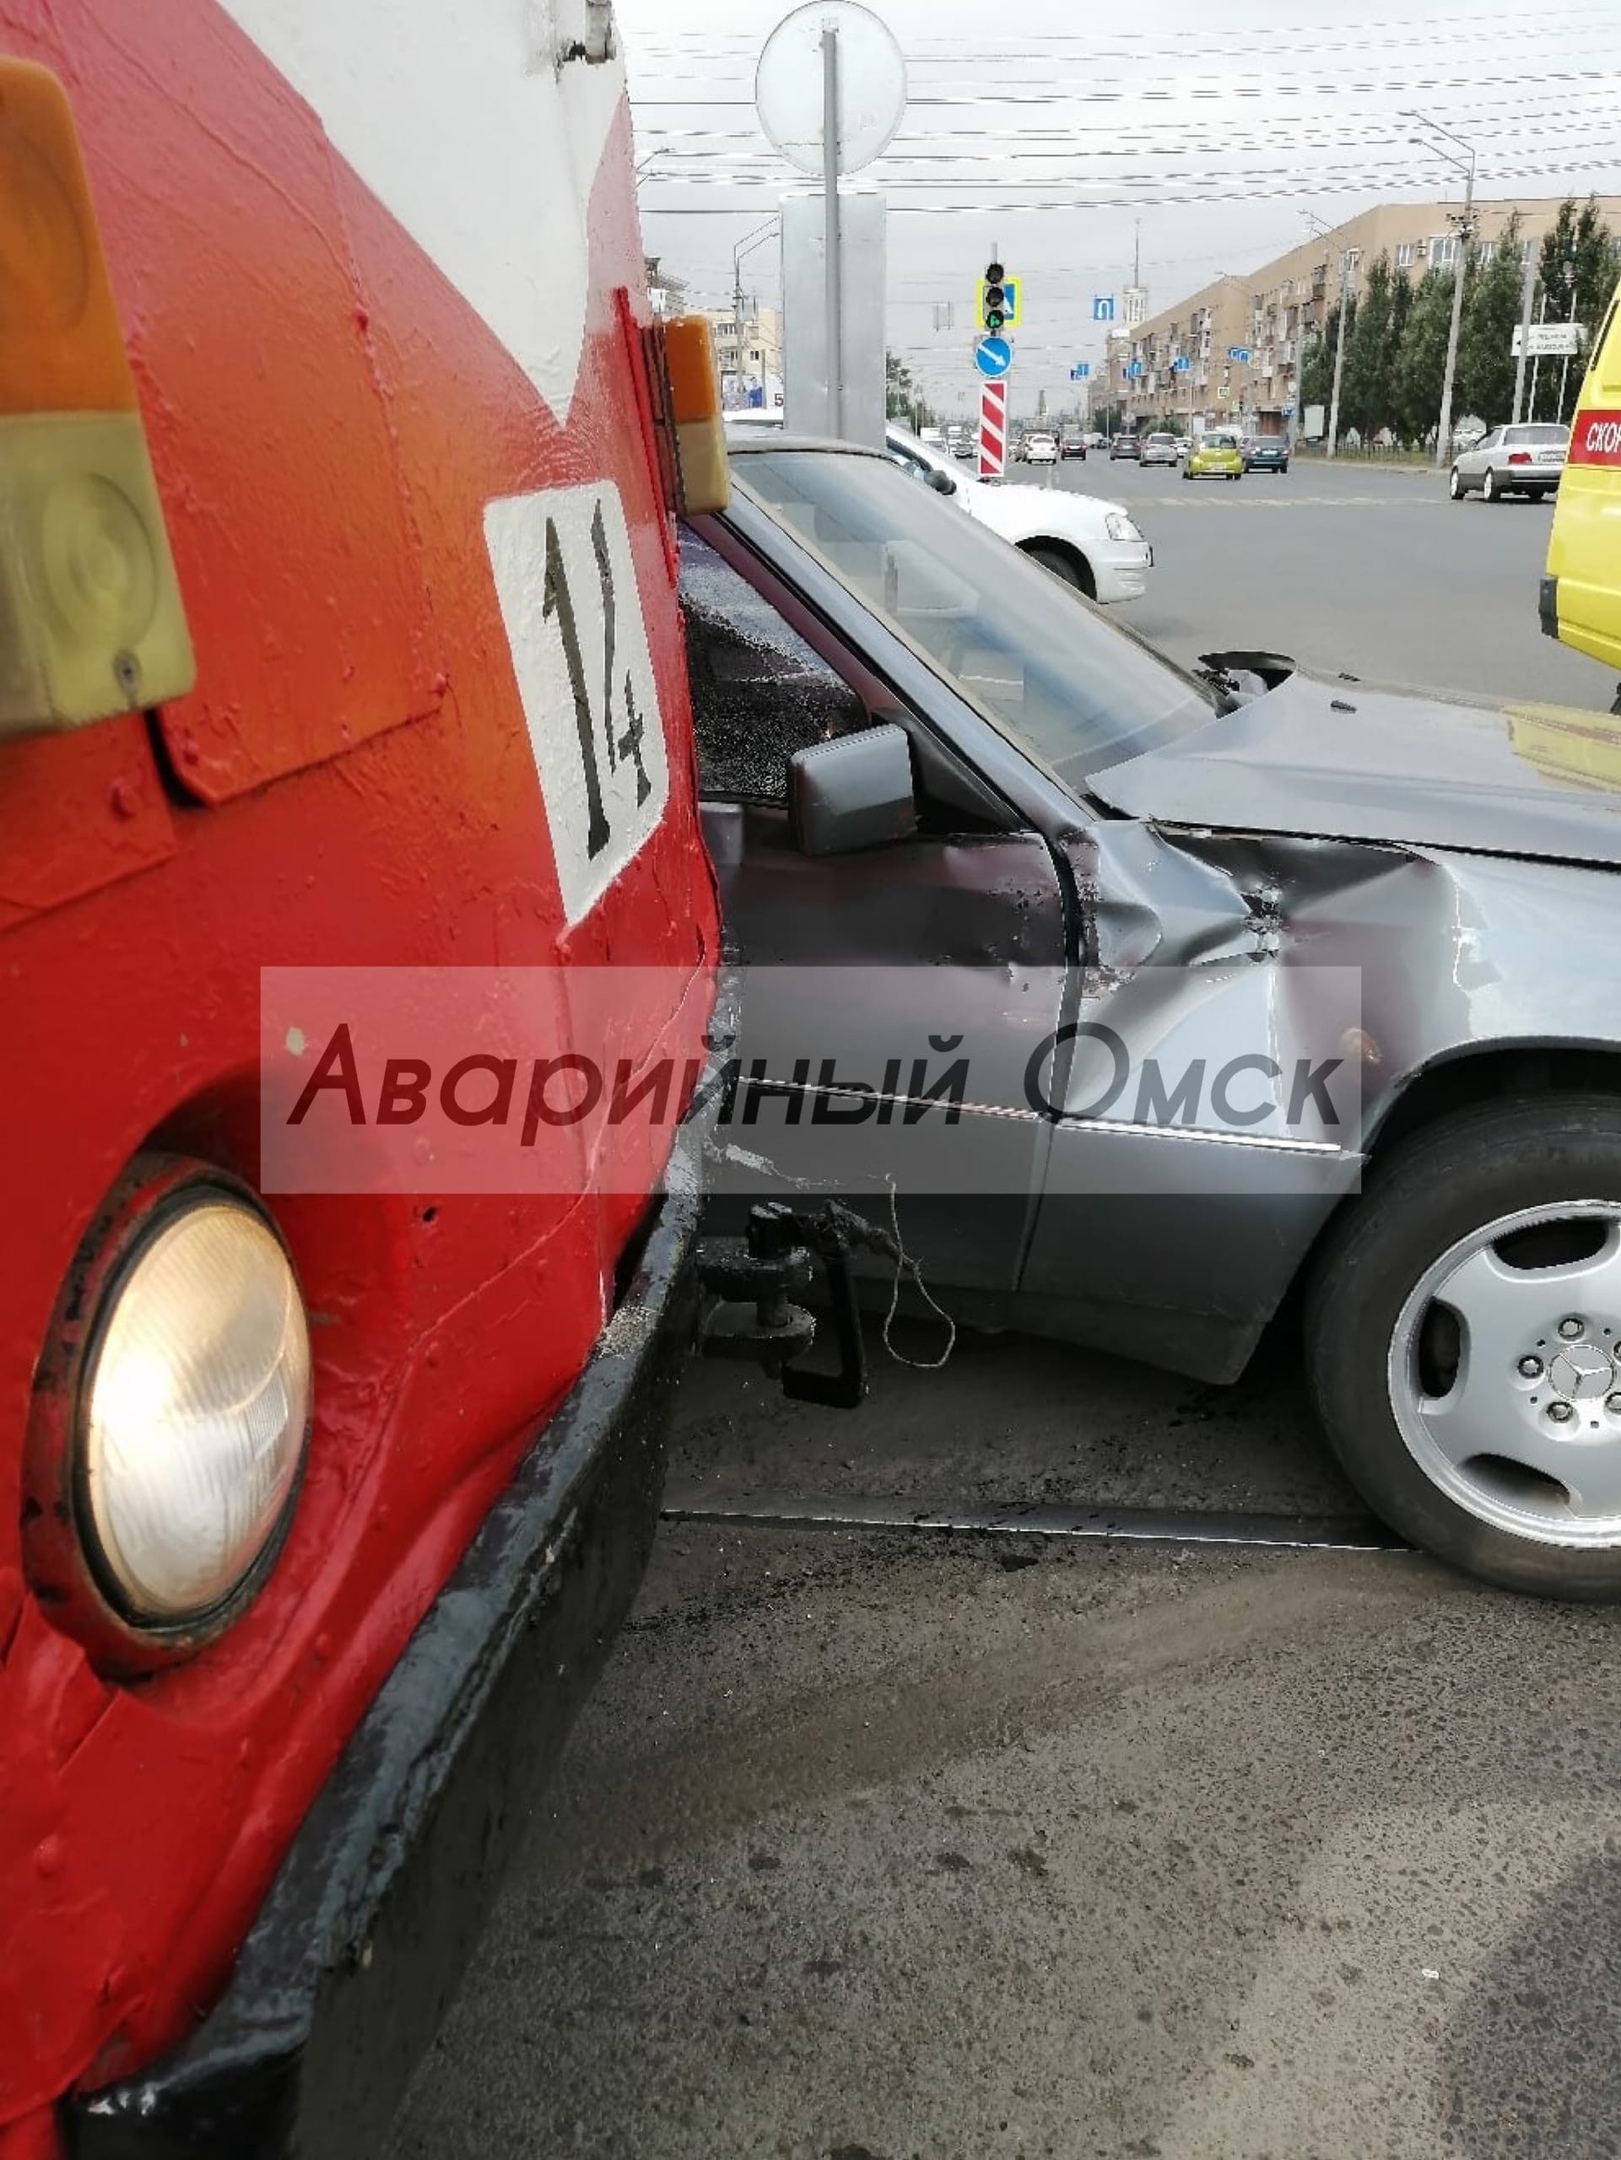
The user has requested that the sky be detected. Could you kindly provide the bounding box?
[623,0,1621,419]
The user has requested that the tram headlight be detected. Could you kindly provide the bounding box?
[77,1189,311,1623]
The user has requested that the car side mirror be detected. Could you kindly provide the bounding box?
[788,723,918,856]
[927,467,957,495]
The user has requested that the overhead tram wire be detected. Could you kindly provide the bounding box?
[635,1,1614,43]
[635,89,1621,147]
[638,147,1621,189]
[630,58,1621,109]
[632,5,1620,65]
[639,152,1621,213]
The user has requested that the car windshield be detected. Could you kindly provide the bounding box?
[1204,432,1239,448]
[731,446,1219,786]
[1506,424,1569,445]
[1149,435,1176,446]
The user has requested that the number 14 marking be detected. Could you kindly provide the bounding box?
[542,503,653,861]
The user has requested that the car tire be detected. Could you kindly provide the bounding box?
[1305,1094,1621,1600]
[1483,466,1500,502]
[1449,466,1465,499]
[1023,544,1095,599]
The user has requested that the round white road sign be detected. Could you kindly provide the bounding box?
[755,2,907,176]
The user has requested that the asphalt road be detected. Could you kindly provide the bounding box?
[385,450,1621,2160]
[1055,451,1614,713]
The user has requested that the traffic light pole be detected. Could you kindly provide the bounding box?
[822,25,843,438]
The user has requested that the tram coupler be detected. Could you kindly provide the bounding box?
[696,1199,903,1407]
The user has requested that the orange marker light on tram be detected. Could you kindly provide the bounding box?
[0,60,194,733]
[663,317,731,516]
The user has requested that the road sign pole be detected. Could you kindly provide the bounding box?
[821,25,843,438]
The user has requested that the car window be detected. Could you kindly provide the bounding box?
[1506,425,1569,445]
[678,525,869,799]
[1476,430,1501,451]
[730,446,1219,790]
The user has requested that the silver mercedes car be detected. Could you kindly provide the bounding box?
[685,436,1621,1601]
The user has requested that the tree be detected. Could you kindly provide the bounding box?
[1531,197,1621,422]
[1457,213,1525,427]
[1391,268,1456,444]
[1299,293,1356,416]
[1340,254,1408,435]
[884,352,935,431]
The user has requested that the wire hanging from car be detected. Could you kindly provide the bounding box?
[882,1179,958,1372]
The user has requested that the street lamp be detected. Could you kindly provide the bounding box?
[1303,211,1351,461]
[1404,111,1476,470]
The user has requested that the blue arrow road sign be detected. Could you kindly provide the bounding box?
[1070,362,1091,380]
[974,335,1013,379]
[1093,294,1115,322]
[1227,345,1252,362]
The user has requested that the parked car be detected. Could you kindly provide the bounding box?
[1109,433,1143,461]
[1024,432,1060,465]
[1243,435,1291,474]
[1142,432,1182,468]
[686,434,1621,1601]
[1451,423,1569,502]
[882,424,1152,602]
[1187,428,1245,480]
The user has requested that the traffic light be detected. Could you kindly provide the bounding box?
[977,261,1019,333]
[983,260,1008,333]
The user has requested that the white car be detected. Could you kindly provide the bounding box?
[721,418,1154,602]
[1449,422,1569,503]
[882,424,1152,603]
[1023,431,1059,465]
[1141,432,1182,467]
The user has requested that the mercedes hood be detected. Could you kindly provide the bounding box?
[1087,671,1621,871]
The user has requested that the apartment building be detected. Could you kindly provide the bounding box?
[1122,195,1621,432]
[703,302,784,409]
[1115,273,1254,426]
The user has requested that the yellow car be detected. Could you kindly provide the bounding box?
[1544,276,1621,676]
[1186,429,1244,480]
